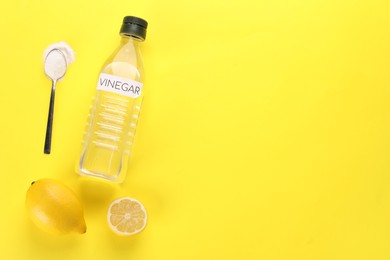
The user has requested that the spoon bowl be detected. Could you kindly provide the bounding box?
[44,49,67,80]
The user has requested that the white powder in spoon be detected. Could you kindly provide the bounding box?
[43,42,75,81]
[44,50,67,80]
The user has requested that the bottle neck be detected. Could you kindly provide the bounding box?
[120,35,143,46]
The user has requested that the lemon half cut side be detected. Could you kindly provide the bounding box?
[107,197,147,236]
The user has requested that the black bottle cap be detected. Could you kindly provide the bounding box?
[120,16,148,41]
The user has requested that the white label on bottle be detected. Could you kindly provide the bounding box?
[97,73,143,98]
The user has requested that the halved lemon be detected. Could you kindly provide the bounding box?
[107,197,147,235]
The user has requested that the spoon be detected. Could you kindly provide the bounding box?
[43,48,67,154]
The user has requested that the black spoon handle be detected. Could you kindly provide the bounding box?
[44,80,57,154]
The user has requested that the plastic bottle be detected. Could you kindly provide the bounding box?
[76,16,148,183]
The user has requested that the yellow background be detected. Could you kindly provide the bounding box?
[1,0,390,259]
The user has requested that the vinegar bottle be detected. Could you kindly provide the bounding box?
[76,16,148,183]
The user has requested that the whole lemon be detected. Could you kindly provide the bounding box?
[26,179,86,235]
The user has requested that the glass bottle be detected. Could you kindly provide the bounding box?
[76,16,148,183]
